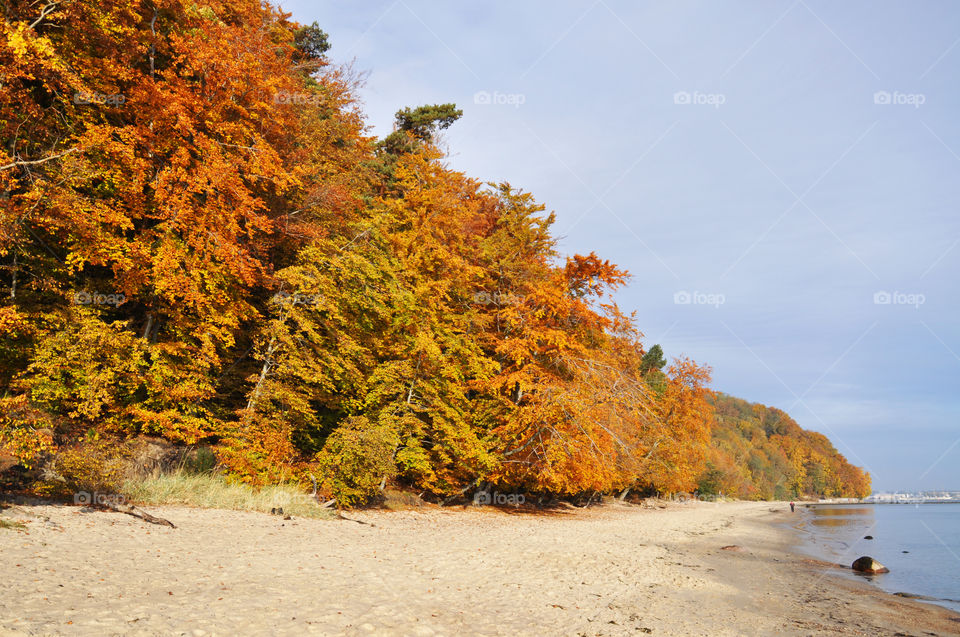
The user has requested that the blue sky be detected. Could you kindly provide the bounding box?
[278,0,959,493]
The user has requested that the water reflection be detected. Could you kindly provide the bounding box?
[810,506,874,528]
[811,506,872,516]
[801,506,876,557]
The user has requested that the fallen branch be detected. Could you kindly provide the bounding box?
[100,501,176,528]
[336,511,374,526]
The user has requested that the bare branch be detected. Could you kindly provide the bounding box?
[0,147,78,172]
[29,1,62,30]
[214,140,261,153]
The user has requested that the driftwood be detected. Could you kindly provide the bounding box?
[100,501,176,528]
[306,475,357,514]
[336,511,374,526]
[303,491,370,525]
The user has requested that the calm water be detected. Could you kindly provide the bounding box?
[793,503,960,612]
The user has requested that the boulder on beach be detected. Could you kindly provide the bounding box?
[851,556,889,574]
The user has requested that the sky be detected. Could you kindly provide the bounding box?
[277,0,959,493]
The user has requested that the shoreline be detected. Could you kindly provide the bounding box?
[790,501,960,616]
[734,503,960,635]
[1,500,958,636]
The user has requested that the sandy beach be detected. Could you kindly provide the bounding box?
[1,500,957,636]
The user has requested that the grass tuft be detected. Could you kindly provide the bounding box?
[122,470,333,519]
[0,518,27,531]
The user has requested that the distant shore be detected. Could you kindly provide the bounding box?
[1,500,958,636]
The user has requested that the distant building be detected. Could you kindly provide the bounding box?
[863,491,960,503]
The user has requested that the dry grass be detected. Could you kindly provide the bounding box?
[381,488,425,511]
[0,519,27,531]
[122,470,333,519]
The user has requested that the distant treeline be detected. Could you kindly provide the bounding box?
[0,0,868,505]
[698,394,871,500]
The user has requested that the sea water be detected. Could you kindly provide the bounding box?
[793,503,960,612]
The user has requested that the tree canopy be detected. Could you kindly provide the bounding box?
[0,0,869,505]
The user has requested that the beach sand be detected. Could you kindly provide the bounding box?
[1,499,957,636]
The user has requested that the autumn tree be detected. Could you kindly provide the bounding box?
[0,1,870,506]
[0,0,369,466]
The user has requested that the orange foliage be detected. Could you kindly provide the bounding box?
[0,0,869,505]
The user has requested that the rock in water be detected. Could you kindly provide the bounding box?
[852,556,889,574]
[864,535,874,540]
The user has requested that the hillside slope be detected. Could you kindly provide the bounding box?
[698,393,871,499]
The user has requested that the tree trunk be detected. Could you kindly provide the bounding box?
[8,251,16,299]
[245,335,277,414]
[141,313,154,339]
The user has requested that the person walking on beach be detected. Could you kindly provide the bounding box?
[790,501,795,513]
